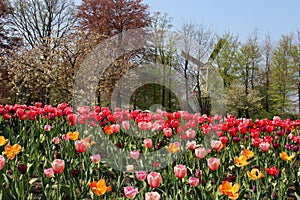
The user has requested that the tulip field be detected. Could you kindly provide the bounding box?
[0,102,299,199]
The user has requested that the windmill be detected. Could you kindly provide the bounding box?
[181,38,225,115]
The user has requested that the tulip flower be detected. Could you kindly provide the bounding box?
[266,166,280,176]
[124,186,138,199]
[174,164,187,179]
[166,142,180,154]
[163,127,172,137]
[67,131,79,140]
[188,177,199,187]
[130,150,140,159]
[147,172,162,188]
[247,168,264,180]
[259,142,270,152]
[195,147,207,159]
[44,125,52,132]
[234,155,249,167]
[136,171,147,181]
[104,125,113,135]
[75,140,87,153]
[207,158,220,171]
[4,144,21,159]
[145,191,161,200]
[0,155,5,170]
[218,181,239,200]
[18,164,27,174]
[0,136,8,146]
[61,134,69,141]
[122,121,130,130]
[186,141,197,150]
[90,179,112,196]
[44,168,54,178]
[185,129,195,139]
[279,151,295,162]
[90,154,101,164]
[211,140,222,150]
[51,159,65,174]
[241,149,254,159]
[144,138,153,149]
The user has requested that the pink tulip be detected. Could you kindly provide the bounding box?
[130,150,140,159]
[163,127,172,137]
[188,177,199,187]
[174,164,187,179]
[122,121,130,130]
[111,124,120,133]
[185,129,196,139]
[44,168,54,178]
[61,134,69,141]
[145,191,161,200]
[207,158,220,171]
[211,140,222,150]
[75,140,87,153]
[124,186,138,199]
[51,159,65,174]
[44,125,52,131]
[147,172,162,188]
[0,155,5,170]
[195,147,207,159]
[90,154,101,163]
[53,136,60,144]
[144,138,153,149]
[136,171,147,181]
[259,142,270,152]
[186,141,197,150]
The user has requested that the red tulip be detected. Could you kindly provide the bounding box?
[147,172,162,188]
[266,166,280,176]
[51,159,65,174]
[207,158,220,171]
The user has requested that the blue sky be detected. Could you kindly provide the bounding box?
[142,0,300,42]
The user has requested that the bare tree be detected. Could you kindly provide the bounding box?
[11,0,77,49]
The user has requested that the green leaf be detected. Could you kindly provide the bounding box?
[29,178,38,185]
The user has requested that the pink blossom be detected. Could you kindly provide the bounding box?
[124,186,138,199]
[90,154,101,164]
[44,168,54,178]
[189,177,199,187]
[207,158,220,171]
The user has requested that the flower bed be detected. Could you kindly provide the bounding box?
[0,102,299,199]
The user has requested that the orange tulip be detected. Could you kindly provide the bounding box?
[218,181,239,200]
[241,149,254,159]
[3,144,21,159]
[234,155,249,167]
[90,179,112,196]
[166,143,180,154]
[104,125,113,135]
[67,131,79,140]
[83,137,95,147]
[0,136,8,146]
[279,151,294,162]
[247,168,264,180]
